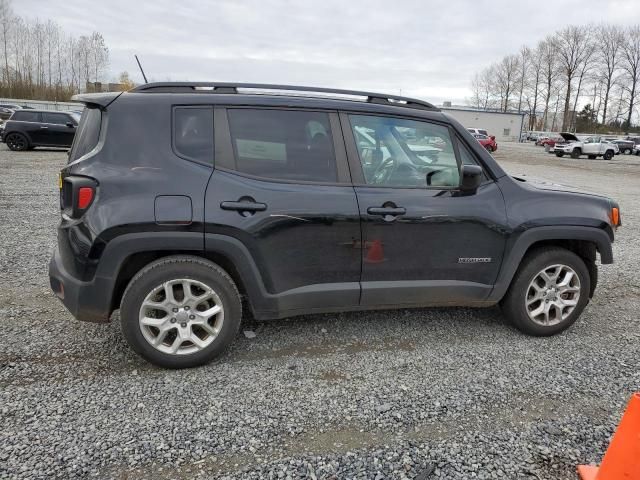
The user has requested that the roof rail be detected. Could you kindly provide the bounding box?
[130,82,438,111]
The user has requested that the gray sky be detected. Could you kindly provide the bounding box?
[15,0,640,105]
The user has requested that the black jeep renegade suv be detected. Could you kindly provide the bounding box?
[49,82,621,368]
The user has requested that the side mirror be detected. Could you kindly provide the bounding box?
[460,164,483,193]
[66,122,75,128]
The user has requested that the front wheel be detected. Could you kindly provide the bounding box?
[500,247,590,336]
[555,152,564,157]
[603,150,614,160]
[570,148,581,159]
[120,256,242,368]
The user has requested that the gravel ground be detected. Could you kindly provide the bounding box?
[1,142,639,480]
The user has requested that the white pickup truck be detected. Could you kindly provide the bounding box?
[553,133,618,160]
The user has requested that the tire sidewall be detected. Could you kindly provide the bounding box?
[120,257,241,368]
[503,249,591,336]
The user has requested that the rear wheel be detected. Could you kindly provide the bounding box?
[570,148,581,159]
[500,247,590,336]
[120,256,242,368]
[603,150,614,160]
[623,148,631,154]
[5,132,29,151]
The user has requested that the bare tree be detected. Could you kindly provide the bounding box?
[553,26,592,131]
[516,46,530,113]
[0,0,111,100]
[597,24,624,125]
[621,25,640,132]
[538,37,559,130]
[495,54,520,112]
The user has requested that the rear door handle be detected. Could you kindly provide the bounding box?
[220,200,267,212]
[367,206,406,216]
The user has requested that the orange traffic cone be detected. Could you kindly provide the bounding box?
[365,240,385,263]
[577,392,640,480]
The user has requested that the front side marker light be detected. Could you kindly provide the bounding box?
[610,207,620,228]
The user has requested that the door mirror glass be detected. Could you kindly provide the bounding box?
[460,165,483,192]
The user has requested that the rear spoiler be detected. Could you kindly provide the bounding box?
[71,91,123,108]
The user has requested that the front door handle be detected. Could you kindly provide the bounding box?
[367,206,406,216]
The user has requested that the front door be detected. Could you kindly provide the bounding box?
[205,107,361,317]
[41,112,76,147]
[341,112,508,306]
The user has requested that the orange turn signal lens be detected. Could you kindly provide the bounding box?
[610,207,620,227]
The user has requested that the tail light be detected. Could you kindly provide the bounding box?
[60,175,98,218]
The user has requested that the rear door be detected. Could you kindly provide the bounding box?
[11,111,43,143]
[41,112,76,147]
[341,112,507,306]
[204,107,361,317]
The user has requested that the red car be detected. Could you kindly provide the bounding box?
[540,137,562,147]
[473,133,498,152]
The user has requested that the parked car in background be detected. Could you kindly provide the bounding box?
[553,133,617,159]
[540,136,563,148]
[48,81,620,368]
[467,127,489,136]
[608,139,635,154]
[0,103,22,110]
[0,107,15,120]
[2,110,80,150]
[535,136,549,146]
[472,133,498,152]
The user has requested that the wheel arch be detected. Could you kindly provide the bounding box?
[96,232,265,318]
[489,226,612,302]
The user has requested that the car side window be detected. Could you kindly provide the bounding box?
[173,107,214,164]
[349,114,460,188]
[226,109,338,183]
[42,112,70,125]
[12,111,40,122]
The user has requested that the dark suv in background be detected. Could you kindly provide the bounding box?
[2,110,80,150]
[49,83,621,368]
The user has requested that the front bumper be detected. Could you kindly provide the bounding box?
[49,247,113,323]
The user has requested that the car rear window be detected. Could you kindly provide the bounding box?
[173,107,214,163]
[68,107,102,162]
[12,111,40,122]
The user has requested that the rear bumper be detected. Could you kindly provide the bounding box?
[49,247,113,323]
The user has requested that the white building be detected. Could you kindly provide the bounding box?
[440,106,526,142]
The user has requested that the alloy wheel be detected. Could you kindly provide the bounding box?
[525,264,581,326]
[6,133,27,151]
[138,278,224,355]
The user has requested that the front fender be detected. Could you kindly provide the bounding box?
[487,225,613,302]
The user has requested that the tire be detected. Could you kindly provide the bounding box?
[570,148,581,159]
[500,247,590,337]
[5,132,29,151]
[588,155,596,159]
[603,150,614,160]
[555,152,564,157]
[623,148,631,155]
[120,255,242,368]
